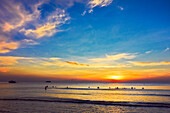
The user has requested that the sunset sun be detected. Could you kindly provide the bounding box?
[106,75,124,81]
[111,76,123,80]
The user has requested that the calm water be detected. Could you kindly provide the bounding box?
[0,82,170,102]
[0,82,170,112]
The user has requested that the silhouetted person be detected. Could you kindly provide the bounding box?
[45,86,48,90]
[97,87,99,89]
[115,87,119,89]
[142,87,144,89]
[131,87,133,89]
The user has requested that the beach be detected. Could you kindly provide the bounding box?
[0,82,170,113]
[0,100,170,113]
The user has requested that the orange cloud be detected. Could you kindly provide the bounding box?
[0,41,20,53]
[42,59,90,67]
[65,61,90,66]
[0,67,10,72]
[42,60,129,68]
[0,56,32,65]
[20,23,57,38]
[0,56,169,81]
[41,57,129,68]
[129,61,170,66]
[3,22,14,32]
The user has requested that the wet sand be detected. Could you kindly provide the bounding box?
[0,98,169,108]
[0,100,170,113]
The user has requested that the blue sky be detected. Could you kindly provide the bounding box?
[0,0,170,82]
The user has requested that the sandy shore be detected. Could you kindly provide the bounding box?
[0,100,170,113]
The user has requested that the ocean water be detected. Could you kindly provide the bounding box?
[0,82,170,112]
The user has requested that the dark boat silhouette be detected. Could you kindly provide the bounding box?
[8,80,16,83]
[46,81,51,83]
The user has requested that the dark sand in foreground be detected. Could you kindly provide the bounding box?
[0,100,169,113]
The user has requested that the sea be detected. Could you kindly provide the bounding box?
[0,82,170,113]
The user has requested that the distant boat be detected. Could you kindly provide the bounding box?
[46,81,51,83]
[8,80,16,83]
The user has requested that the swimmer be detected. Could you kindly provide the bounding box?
[45,86,48,90]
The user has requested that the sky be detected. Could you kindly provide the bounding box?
[0,0,170,82]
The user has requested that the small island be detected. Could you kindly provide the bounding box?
[46,81,51,83]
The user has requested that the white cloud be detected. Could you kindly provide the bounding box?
[145,50,152,54]
[87,0,113,13]
[118,6,124,10]
[1,1,43,32]
[89,53,136,62]
[88,9,93,13]
[0,0,113,53]
[21,39,39,45]
[88,0,113,8]
[20,9,70,38]
[81,11,87,16]
[164,47,169,52]
[0,0,71,53]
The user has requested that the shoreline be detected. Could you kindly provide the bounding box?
[0,100,170,113]
[0,98,170,108]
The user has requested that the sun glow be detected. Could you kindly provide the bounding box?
[110,76,123,80]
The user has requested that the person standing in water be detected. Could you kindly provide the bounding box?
[45,86,48,90]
